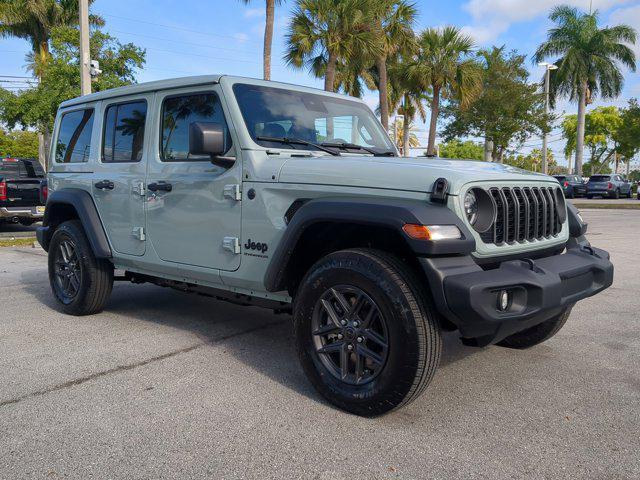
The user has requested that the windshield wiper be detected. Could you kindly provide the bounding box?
[256,136,341,156]
[320,141,396,157]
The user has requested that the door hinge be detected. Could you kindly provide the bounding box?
[132,226,146,241]
[222,236,240,254]
[223,184,242,201]
[133,181,146,196]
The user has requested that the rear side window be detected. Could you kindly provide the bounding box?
[55,109,95,163]
[0,160,21,177]
[160,92,231,161]
[102,100,147,163]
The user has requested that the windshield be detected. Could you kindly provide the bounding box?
[589,175,610,182]
[232,83,395,154]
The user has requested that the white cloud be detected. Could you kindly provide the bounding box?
[461,0,633,44]
[244,8,264,18]
[234,32,250,43]
[608,4,640,57]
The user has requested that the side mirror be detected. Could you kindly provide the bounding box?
[189,122,235,168]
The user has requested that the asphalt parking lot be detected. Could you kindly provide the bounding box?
[1,210,638,479]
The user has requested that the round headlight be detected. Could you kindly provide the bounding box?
[463,188,496,233]
[464,190,478,225]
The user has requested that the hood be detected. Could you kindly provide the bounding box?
[277,155,554,194]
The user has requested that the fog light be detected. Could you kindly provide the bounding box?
[497,290,510,311]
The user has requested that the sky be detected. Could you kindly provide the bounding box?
[1,0,639,166]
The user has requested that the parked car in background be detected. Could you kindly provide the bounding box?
[554,174,586,198]
[0,157,46,226]
[586,174,632,199]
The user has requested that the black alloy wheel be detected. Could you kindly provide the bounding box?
[53,239,82,302]
[311,285,389,385]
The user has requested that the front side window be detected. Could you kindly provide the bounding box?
[102,101,147,163]
[55,109,95,163]
[232,83,395,155]
[160,92,232,161]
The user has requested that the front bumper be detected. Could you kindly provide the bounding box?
[0,206,45,220]
[421,238,613,346]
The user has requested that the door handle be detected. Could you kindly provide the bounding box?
[94,179,114,190]
[147,181,172,192]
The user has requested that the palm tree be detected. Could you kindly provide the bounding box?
[0,0,102,79]
[239,0,284,80]
[534,5,636,176]
[410,26,482,156]
[388,58,427,155]
[285,0,382,92]
[393,118,419,154]
[0,0,102,166]
[371,0,416,132]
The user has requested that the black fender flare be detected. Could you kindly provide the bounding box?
[264,196,475,292]
[37,188,112,258]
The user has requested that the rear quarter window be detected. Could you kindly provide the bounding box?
[55,109,95,163]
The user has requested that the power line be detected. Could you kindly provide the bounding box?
[101,13,263,46]
[109,29,261,58]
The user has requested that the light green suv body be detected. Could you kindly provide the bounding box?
[38,76,613,416]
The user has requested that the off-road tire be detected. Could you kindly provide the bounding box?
[48,220,113,315]
[293,248,442,417]
[497,307,572,349]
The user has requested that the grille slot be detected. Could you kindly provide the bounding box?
[479,186,563,246]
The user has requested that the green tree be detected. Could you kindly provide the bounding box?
[239,0,284,80]
[617,99,640,174]
[439,139,483,160]
[443,46,548,162]
[285,0,382,92]
[0,0,102,78]
[371,0,416,131]
[0,26,145,147]
[409,26,482,156]
[561,106,623,174]
[0,129,39,157]
[504,148,557,173]
[534,5,637,176]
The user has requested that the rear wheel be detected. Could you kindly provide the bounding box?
[613,189,620,199]
[48,220,113,315]
[294,248,442,417]
[497,307,572,349]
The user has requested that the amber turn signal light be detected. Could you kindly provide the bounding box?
[402,224,462,241]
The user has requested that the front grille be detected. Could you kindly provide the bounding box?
[479,186,563,245]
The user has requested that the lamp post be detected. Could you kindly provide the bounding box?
[538,62,557,174]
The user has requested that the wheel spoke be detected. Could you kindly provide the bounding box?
[59,243,69,263]
[355,350,365,383]
[69,272,80,292]
[360,305,377,328]
[339,344,349,380]
[330,288,351,315]
[348,293,366,318]
[364,329,388,349]
[320,299,343,328]
[312,323,340,336]
[317,341,344,355]
[356,344,383,366]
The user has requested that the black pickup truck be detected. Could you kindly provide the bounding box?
[0,157,46,226]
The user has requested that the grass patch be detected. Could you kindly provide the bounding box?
[0,237,38,247]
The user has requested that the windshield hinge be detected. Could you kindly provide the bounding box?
[132,226,145,241]
[223,236,241,254]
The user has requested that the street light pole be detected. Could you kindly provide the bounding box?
[538,62,557,175]
[79,0,91,96]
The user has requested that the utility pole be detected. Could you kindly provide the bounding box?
[79,0,91,95]
[538,62,557,174]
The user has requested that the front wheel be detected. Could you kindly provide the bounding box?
[497,307,572,349]
[48,220,114,315]
[294,249,442,417]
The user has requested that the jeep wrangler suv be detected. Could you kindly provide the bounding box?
[37,76,614,416]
